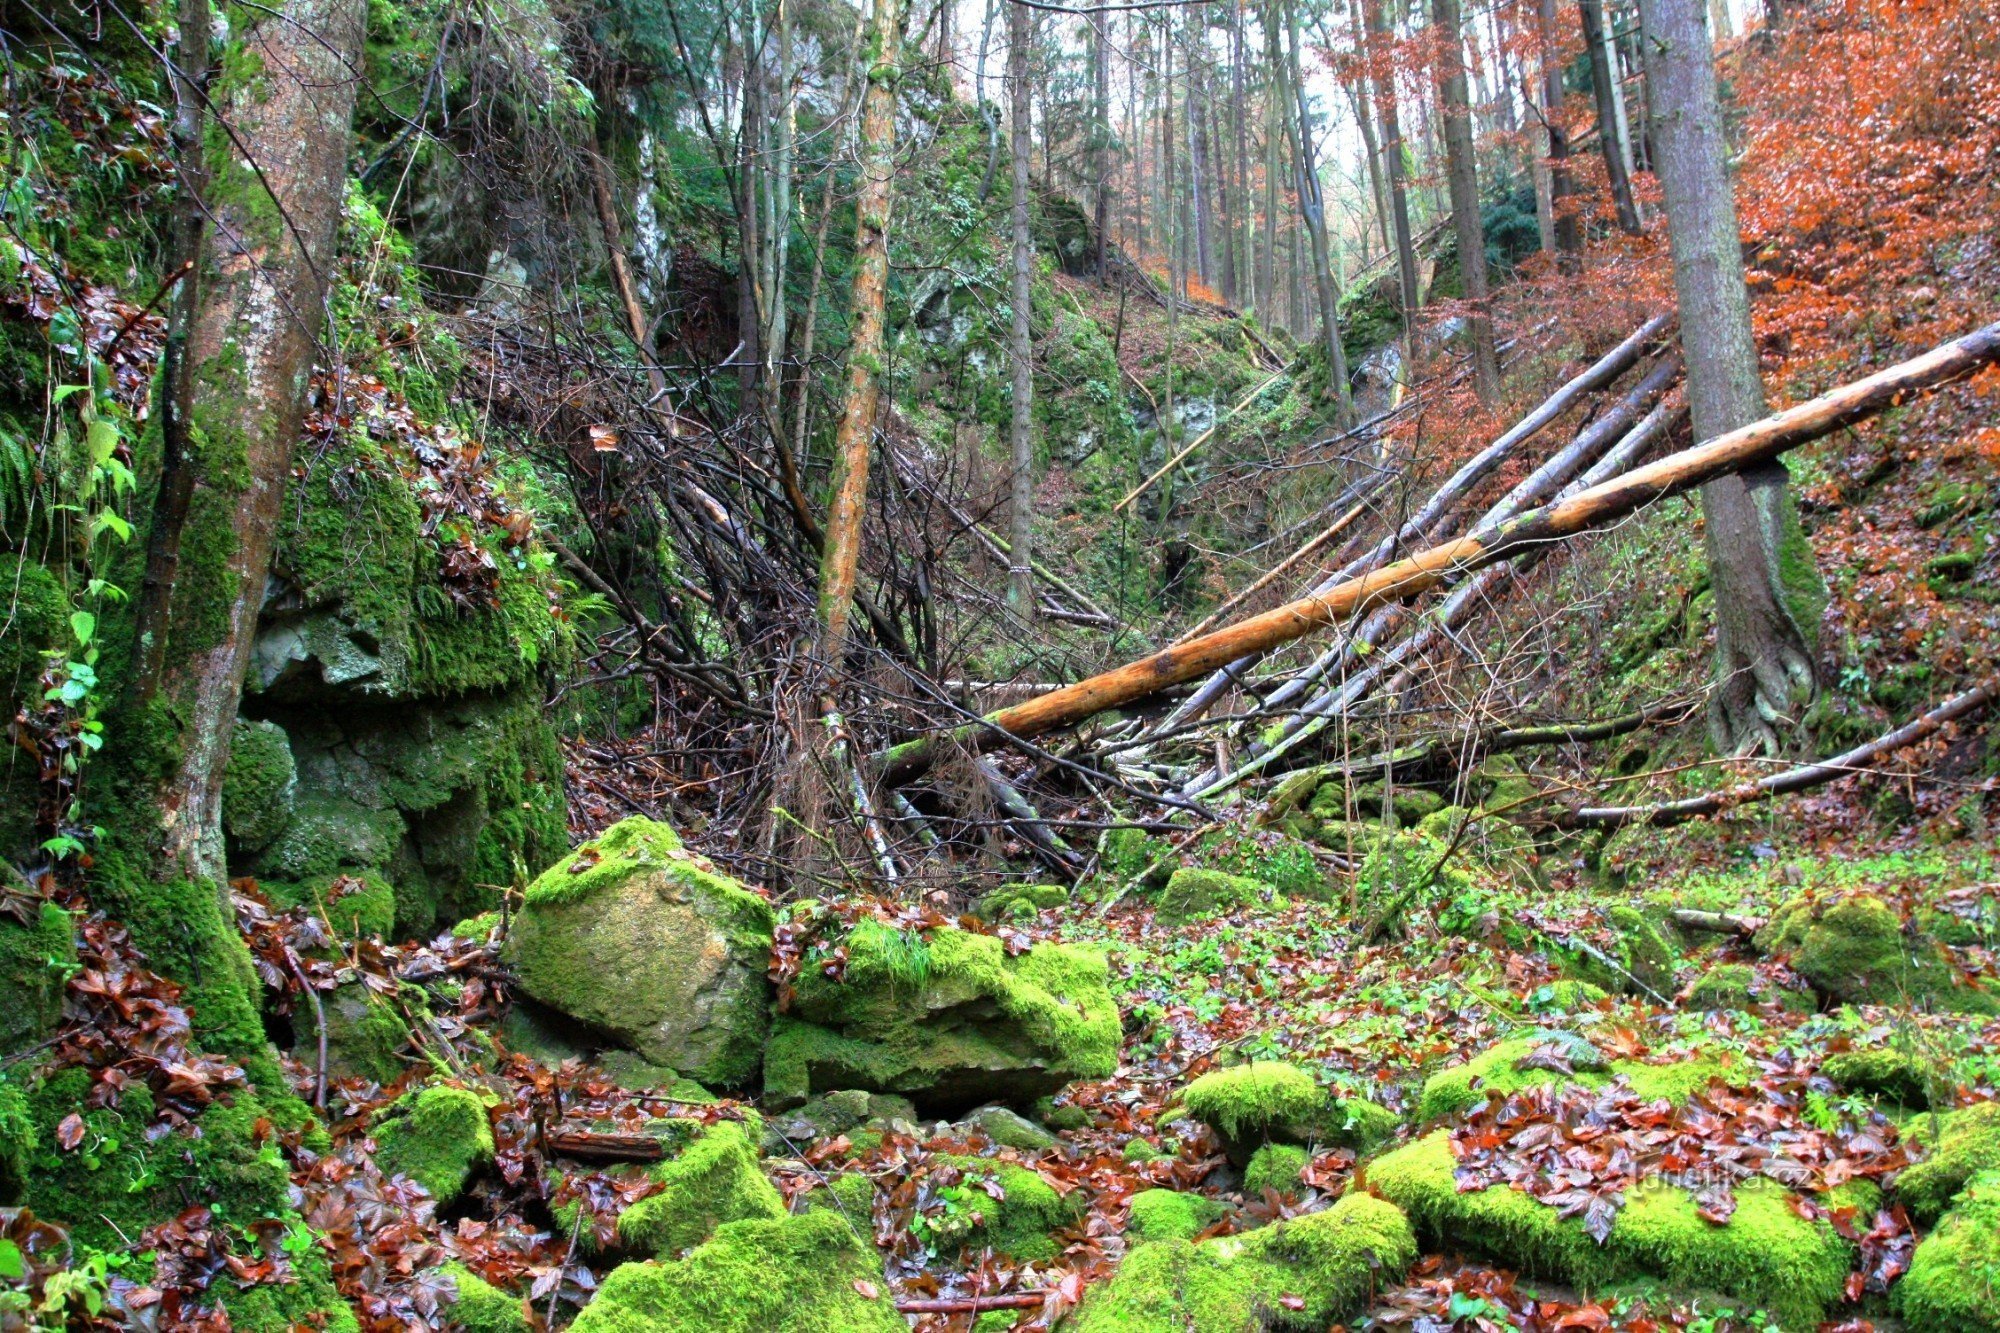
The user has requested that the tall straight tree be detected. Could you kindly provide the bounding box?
[1580,0,1641,233]
[1260,2,1285,319]
[1434,0,1502,404]
[121,0,366,1049]
[1092,8,1112,282]
[1346,0,1394,261]
[1284,0,1353,420]
[1006,0,1036,616]
[1537,0,1584,260]
[1364,0,1424,341]
[1639,0,1824,752]
[818,0,904,654]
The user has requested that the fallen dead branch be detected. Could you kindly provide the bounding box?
[878,319,2000,784]
[1671,909,1765,936]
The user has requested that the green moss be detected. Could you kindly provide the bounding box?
[1244,1143,1308,1196]
[1072,1192,1416,1331]
[617,1121,785,1257]
[446,1263,531,1333]
[979,882,1068,921]
[1416,1039,1742,1122]
[1354,830,1475,926]
[1157,868,1266,924]
[0,553,66,702]
[222,718,296,851]
[507,817,774,1087]
[1183,1063,1324,1145]
[1686,963,1780,1011]
[1756,892,1990,1010]
[931,1157,1079,1262]
[0,1078,35,1202]
[1898,1102,2000,1223]
[374,1083,495,1206]
[0,901,73,1057]
[261,872,397,942]
[1367,1131,1857,1327]
[1099,827,1173,882]
[803,1170,877,1222]
[297,979,415,1083]
[773,926,1118,1112]
[1822,1049,1934,1106]
[1527,979,1610,1013]
[1126,1189,1227,1244]
[568,1210,903,1333]
[1607,907,1678,995]
[1896,1169,2000,1331]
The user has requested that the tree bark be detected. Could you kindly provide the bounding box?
[1093,8,1112,283]
[817,0,903,657]
[1537,0,1584,262]
[1285,0,1353,420]
[1581,0,1642,234]
[1365,0,1424,339]
[1639,0,1824,754]
[878,320,2000,781]
[121,0,366,1050]
[1006,0,1036,618]
[1435,0,1503,406]
[1260,3,1284,319]
[1187,34,1215,289]
[1348,0,1395,263]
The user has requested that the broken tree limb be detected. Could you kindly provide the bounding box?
[1556,683,1995,829]
[1671,909,1764,936]
[1154,314,1675,733]
[877,318,2000,785]
[1113,367,1291,514]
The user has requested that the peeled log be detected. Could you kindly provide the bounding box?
[879,319,2000,784]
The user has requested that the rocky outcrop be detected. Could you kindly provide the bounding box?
[764,919,1119,1116]
[504,818,775,1088]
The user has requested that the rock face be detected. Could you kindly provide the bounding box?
[505,818,775,1088]
[764,920,1119,1116]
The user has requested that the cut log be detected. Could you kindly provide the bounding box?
[878,319,2000,784]
[1671,909,1765,936]
[1154,314,1674,733]
[1557,683,1995,829]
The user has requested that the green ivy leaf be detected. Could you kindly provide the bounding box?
[69,610,95,646]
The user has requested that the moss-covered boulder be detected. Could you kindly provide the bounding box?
[978,882,1068,921]
[1560,906,1678,998]
[1157,868,1267,923]
[1353,829,1475,929]
[1414,1037,1742,1122]
[616,1121,785,1256]
[569,1210,902,1333]
[1244,1143,1308,1196]
[506,818,774,1087]
[1822,1048,1934,1106]
[1126,1189,1228,1244]
[1683,962,1812,1012]
[373,1083,495,1206]
[0,900,73,1058]
[222,718,298,852]
[765,919,1118,1115]
[1071,1192,1416,1331]
[295,978,418,1083]
[1896,1169,2000,1331]
[1897,1102,2000,1223]
[958,1103,1060,1151]
[1755,892,1992,1011]
[1181,1062,1397,1164]
[1369,1130,1862,1327]
[926,1157,1079,1261]
[445,1263,531,1333]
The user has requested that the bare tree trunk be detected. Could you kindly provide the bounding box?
[1538,0,1584,262]
[1435,0,1502,405]
[1581,0,1642,234]
[1260,4,1284,319]
[1285,0,1353,420]
[1227,2,1250,304]
[818,0,903,656]
[1639,0,1822,753]
[1093,9,1112,282]
[1347,0,1395,262]
[123,0,366,1052]
[1007,0,1036,618]
[1365,0,1424,337]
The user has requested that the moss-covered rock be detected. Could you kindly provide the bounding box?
[1181,1062,1397,1163]
[1822,1048,1934,1106]
[1072,1192,1416,1331]
[1682,962,1812,1012]
[222,718,297,852]
[1896,1168,2000,1331]
[506,817,774,1088]
[929,1157,1079,1261]
[1353,829,1475,929]
[373,1083,496,1206]
[1157,868,1267,923]
[617,1120,785,1256]
[568,1210,903,1333]
[445,1263,531,1333]
[0,900,73,1058]
[1125,1188,1227,1244]
[978,882,1068,921]
[1099,827,1174,884]
[1368,1130,1860,1327]
[958,1103,1060,1151]
[766,920,1118,1115]
[295,977,416,1083]
[262,871,397,942]
[1755,892,1992,1011]
[1415,1038,1743,1122]
[1244,1143,1308,1196]
[1526,979,1610,1014]
[1897,1102,2000,1223]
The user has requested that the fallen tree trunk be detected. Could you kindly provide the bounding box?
[878,319,2000,784]
[1155,314,1674,732]
[1555,683,1995,829]
[1671,909,1764,936]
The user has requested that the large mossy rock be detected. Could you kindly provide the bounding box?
[1414,1037,1743,1122]
[1179,1061,1397,1164]
[1897,1101,2000,1223]
[0,900,73,1058]
[1896,1168,2000,1332]
[506,818,774,1088]
[615,1121,785,1257]
[764,919,1118,1115]
[569,1210,903,1333]
[1754,891,1993,1011]
[1157,868,1267,923]
[1071,1192,1416,1331]
[373,1082,496,1206]
[1369,1130,1863,1328]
